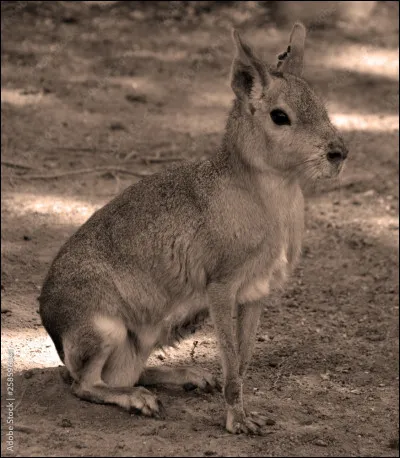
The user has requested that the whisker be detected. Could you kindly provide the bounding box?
[266,156,323,195]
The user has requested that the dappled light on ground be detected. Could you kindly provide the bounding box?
[330,113,399,132]
[1,330,60,370]
[320,45,399,80]
[1,324,217,373]
[1,88,52,107]
[2,193,102,225]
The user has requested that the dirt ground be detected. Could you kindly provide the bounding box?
[1,2,399,457]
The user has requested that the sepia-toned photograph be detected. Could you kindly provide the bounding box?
[1,1,399,456]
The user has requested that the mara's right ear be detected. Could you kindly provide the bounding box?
[230,29,270,111]
[277,23,306,76]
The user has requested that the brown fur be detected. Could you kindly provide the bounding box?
[39,23,348,434]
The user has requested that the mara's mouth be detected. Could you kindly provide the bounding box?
[284,153,347,184]
[320,159,345,179]
[299,158,346,183]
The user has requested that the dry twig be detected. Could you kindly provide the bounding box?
[190,340,199,362]
[23,166,151,180]
[1,161,37,171]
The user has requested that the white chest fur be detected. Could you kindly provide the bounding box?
[236,246,289,304]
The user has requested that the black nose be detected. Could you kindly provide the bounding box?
[327,149,347,164]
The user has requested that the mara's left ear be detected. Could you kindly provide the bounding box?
[277,23,306,76]
[230,29,271,111]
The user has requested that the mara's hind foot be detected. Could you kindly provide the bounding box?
[139,366,222,393]
[72,382,165,418]
[226,407,270,435]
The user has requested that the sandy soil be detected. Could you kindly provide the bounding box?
[1,2,399,456]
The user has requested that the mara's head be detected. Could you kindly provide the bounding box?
[230,23,348,183]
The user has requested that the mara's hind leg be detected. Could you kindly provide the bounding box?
[138,366,221,393]
[64,316,163,417]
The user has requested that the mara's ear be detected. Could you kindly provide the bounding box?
[230,29,270,111]
[277,23,306,76]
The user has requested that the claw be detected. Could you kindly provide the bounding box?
[156,399,167,419]
[227,411,272,435]
[203,382,214,394]
[214,379,223,392]
[129,406,143,416]
[248,412,268,427]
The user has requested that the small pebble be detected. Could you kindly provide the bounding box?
[362,189,375,197]
[314,439,328,447]
[23,235,31,241]
[287,301,299,308]
[268,359,279,368]
[265,418,276,426]
[302,419,313,425]
[24,370,34,379]
[204,451,217,456]
[125,93,147,104]
[1,308,11,314]
[109,122,126,131]
[60,418,73,428]
[254,390,266,396]
[61,16,78,24]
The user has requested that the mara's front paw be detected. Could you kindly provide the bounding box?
[226,408,270,435]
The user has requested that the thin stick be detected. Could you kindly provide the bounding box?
[111,171,121,195]
[46,147,185,164]
[138,156,184,164]
[24,166,152,180]
[1,161,37,171]
[13,424,37,434]
[14,383,28,410]
[190,340,198,362]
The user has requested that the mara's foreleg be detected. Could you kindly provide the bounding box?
[236,301,268,426]
[236,301,263,378]
[208,284,265,435]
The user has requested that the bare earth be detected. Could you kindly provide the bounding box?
[1,2,399,457]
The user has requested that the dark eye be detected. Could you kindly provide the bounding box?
[270,109,291,126]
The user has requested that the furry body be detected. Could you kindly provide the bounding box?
[39,24,347,434]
